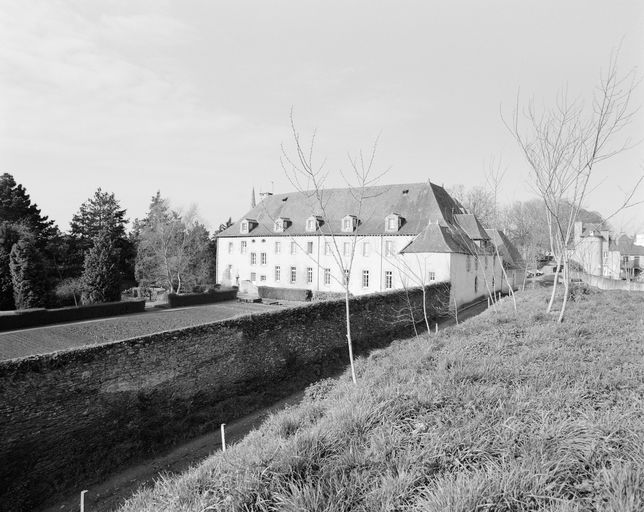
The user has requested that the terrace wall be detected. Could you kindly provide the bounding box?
[573,271,644,292]
[0,282,449,512]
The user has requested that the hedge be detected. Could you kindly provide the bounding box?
[0,300,146,332]
[167,288,237,308]
[257,286,312,302]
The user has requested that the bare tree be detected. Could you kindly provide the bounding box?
[280,113,387,384]
[504,50,640,322]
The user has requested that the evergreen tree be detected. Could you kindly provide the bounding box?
[9,237,47,309]
[81,229,121,304]
[0,222,33,310]
[0,173,56,245]
[69,188,133,280]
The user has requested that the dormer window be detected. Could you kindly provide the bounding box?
[240,218,258,234]
[342,215,357,233]
[273,217,291,232]
[385,213,402,232]
[306,215,322,232]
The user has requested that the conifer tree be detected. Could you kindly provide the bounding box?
[0,173,55,246]
[81,229,121,304]
[9,237,47,309]
[70,188,132,280]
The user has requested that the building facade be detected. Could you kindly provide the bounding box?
[569,221,644,280]
[216,182,520,305]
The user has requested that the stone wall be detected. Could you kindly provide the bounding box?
[0,283,449,512]
[573,271,644,291]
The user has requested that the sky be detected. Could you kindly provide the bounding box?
[1,0,643,233]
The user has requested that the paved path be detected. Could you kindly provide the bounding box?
[0,301,281,361]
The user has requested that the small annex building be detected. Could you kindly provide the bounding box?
[216,182,520,306]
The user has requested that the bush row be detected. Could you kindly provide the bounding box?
[167,288,237,308]
[0,300,146,332]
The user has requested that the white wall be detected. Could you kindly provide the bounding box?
[217,233,417,296]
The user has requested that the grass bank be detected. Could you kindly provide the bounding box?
[119,287,644,511]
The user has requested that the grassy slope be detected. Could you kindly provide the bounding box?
[119,288,644,512]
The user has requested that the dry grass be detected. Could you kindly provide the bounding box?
[118,287,644,511]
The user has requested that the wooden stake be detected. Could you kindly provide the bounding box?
[221,423,226,452]
[80,490,88,512]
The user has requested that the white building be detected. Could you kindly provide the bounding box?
[216,182,520,306]
[569,221,644,281]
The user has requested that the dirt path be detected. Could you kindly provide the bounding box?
[40,390,307,512]
[39,297,491,512]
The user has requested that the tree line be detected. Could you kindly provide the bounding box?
[0,173,231,310]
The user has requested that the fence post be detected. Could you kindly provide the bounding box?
[221,423,226,452]
[80,490,88,512]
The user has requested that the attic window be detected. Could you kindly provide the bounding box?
[240,218,258,234]
[282,197,288,202]
[306,216,322,232]
[342,215,357,233]
[274,217,290,232]
[385,213,402,232]
[402,189,409,194]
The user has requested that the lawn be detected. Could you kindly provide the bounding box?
[118,286,644,511]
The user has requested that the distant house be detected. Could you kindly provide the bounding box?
[215,182,522,305]
[569,221,644,280]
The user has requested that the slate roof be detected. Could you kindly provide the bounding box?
[400,222,478,255]
[454,214,490,240]
[218,182,469,239]
[485,229,526,270]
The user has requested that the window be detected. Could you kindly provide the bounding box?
[274,218,290,232]
[260,275,266,282]
[343,242,351,257]
[324,242,331,255]
[241,221,248,234]
[250,272,256,282]
[475,258,479,271]
[274,241,281,254]
[385,270,393,289]
[324,268,331,285]
[260,252,267,265]
[250,252,257,265]
[290,266,297,283]
[474,276,478,293]
[466,255,471,272]
[385,240,394,256]
[492,276,495,289]
[290,241,297,255]
[362,270,369,288]
[603,251,608,260]
[343,218,352,231]
[343,269,350,285]
[306,218,318,232]
[428,271,436,281]
[385,214,401,232]
[307,267,313,283]
[241,241,247,254]
[485,255,488,269]
[228,242,233,254]
[362,242,370,256]
[307,241,313,254]
[275,266,281,282]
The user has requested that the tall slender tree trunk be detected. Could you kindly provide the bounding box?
[344,286,357,384]
[557,262,570,323]
[547,253,563,314]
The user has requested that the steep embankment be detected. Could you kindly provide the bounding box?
[119,287,644,511]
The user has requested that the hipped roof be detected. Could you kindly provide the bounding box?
[218,182,468,239]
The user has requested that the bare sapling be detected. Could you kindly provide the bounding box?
[281,112,388,384]
[505,49,640,322]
